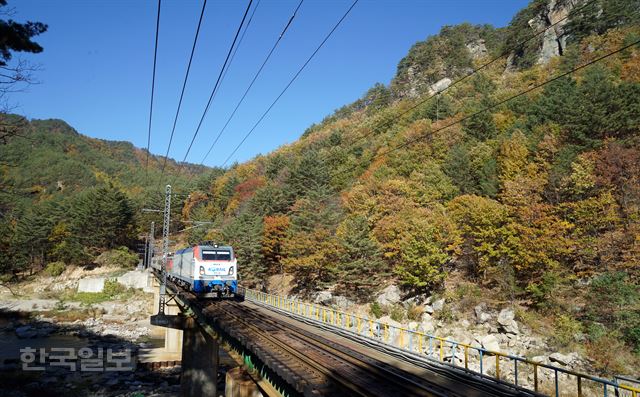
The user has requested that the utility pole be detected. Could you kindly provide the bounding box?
[147,221,155,269]
[158,184,171,315]
[142,236,148,269]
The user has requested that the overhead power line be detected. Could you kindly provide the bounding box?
[220,0,359,168]
[178,0,254,166]
[197,0,304,168]
[156,0,209,188]
[145,0,162,179]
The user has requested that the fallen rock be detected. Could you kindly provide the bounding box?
[497,308,519,334]
[549,352,574,366]
[376,285,401,306]
[333,295,353,310]
[497,308,515,325]
[423,305,434,315]
[474,304,492,324]
[478,334,500,352]
[432,298,445,312]
[314,291,332,305]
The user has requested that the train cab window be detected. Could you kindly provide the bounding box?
[202,250,232,261]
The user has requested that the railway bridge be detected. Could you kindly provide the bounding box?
[146,270,640,397]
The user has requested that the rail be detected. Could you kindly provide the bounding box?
[240,287,640,397]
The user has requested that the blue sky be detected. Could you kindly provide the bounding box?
[12,0,528,168]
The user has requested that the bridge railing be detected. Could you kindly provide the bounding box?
[240,287,640,397]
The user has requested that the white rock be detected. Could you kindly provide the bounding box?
[429,78,452,94]
[423,305,434,315]
[497,308,515,325]
[376,285,401,306]
[479,334,501,352]
[333,296,353,309]
[460,319,470,328]
[432,298,445,311]
[501,319,520,335]
[420,312,432,323]
[314,291,332,305]
[474,304,492,324]
[117,270,153,292]
[549,352,573,366]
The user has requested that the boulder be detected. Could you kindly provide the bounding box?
[474,304,492,324]
[432,298,445,312]
[77,277,105,293]
[418,321,435,334]
[549,352,574,366]
[423,305,434,315]
[314,291,332,305]
[478,334,500,352]
[15,325,37,339]
[497,308,519,334]
[376,285,401,306]
[429,78,452,94]
[497,308,515,325]
[333,296,353,310]
[501,320,519,335]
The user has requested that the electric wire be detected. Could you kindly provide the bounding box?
[178,0,254,167]
[220,0,359,168]
[198,0,304,169]
[156,0,208,190]
[145,0,162,179]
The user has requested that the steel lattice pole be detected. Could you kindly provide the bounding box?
[147,221,155,269]
[158,185,171,315]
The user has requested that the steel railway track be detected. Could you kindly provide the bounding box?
[162,275,539,397]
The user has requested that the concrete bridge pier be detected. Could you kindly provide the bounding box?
[181,316,219,397]
[165,302,183,353]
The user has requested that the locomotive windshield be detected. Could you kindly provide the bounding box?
[202,250,231,261]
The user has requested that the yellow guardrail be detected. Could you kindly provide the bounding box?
[239,287,640,397]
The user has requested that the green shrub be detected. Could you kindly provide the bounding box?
[94,247,139,268]
[103,279,125,297]
[369,302,383,319]
[389,305,405,322]
[435,305,455,323]
[44,261,66,277]
[552,314,583,346]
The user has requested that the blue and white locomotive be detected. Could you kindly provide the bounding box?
[152,242,238,297]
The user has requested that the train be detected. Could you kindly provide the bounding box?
[151,242,238,297]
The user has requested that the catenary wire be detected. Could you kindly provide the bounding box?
[219,0,359,168]
[177,0,254,167]
[145,0,162,179]
[197,0,304,169]
[156,0,209,190]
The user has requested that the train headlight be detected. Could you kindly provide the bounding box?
[228,267,234,275]
[199,266,205,275]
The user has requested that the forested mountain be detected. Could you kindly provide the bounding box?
[0,117,213,274]
[176,0,640,362]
